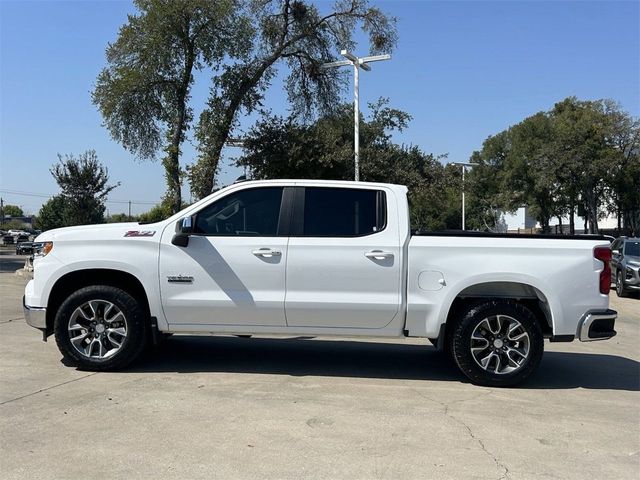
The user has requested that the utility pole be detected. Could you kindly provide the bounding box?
[0,197,4,227]
[321,50,391,181]
[128,201,132,221]
[453,162,478,230]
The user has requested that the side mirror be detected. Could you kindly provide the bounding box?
[172,216,194,247]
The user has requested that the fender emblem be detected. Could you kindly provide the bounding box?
[124,230,156,237]
[167,275,194,283]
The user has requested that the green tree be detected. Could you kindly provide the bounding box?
[189,0,397,198]
[37,195,69,231]
[467,97,639,234]
[2,204,23,217]
[138,201,174,223]
[106,213,137,223]
[93,0,249,213]
[50,150,119,226]
[600,99,639,235]
[238,99,460,231]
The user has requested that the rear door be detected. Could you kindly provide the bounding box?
[284,185,402,329]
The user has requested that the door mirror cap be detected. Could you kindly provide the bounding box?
[172,216,194,247]
[177,216,193,234]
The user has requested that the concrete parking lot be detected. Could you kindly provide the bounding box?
[1,252,638,479]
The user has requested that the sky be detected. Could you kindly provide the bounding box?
[1,0,638,216]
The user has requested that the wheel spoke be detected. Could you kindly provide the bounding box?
[479,351,495,369]
[106,311,124,325]
[69,328,89,346]
[488,316,501,335]
[106,327,126,348]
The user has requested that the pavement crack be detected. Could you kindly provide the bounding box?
[0,373,99,405]
[0,317,24,324]
[413,389,510,480]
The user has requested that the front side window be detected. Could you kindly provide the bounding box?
[302,187,385,237]
[194,187,283,236]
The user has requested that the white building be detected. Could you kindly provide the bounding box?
[501,207,619,233]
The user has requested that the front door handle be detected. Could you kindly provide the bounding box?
[252,248,282,258]
[365,250,394,260]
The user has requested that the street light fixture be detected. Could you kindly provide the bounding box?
[452,162,479,230]
[321,50,391,181]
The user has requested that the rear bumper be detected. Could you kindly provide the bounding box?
[577,309,617,342]
[23,295,46,330]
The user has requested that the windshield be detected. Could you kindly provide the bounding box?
[625,240,640,257]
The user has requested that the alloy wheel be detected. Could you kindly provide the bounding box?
[470,314,530,375]
[67,299,128,359]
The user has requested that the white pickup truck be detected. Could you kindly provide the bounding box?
[24,180,617,386]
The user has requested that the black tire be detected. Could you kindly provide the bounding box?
[449,300,544,387]
[54,285,148,371]
[616,272,628,298]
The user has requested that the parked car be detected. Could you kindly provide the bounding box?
[23,180,617,387]
[2,232,15,244]
[611,237,640,297]
[16,242,40,255]
[15,233,29,243]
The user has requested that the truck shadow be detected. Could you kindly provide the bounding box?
[127,336,640,391]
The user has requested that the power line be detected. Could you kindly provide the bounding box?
[0,189,158,205]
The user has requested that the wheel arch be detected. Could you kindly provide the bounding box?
[45,269,151,338]
[436,281,555,350]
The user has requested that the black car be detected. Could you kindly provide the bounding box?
[611,237,640,297]
[16,242,37,255]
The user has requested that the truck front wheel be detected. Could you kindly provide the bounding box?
[450,301,544,387]
[54,285,147,371]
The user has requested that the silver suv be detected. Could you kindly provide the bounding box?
[611,237,640,297]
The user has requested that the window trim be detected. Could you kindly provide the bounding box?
[190,186,293,237]
[289,186,388,238]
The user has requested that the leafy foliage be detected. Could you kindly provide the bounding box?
[190,0,397,198]
[238,99,461,230]
[138,201,174,223]
[467,97,639,234]
[43,150,119,228]
[93,0,249,213]
[36,195,70,231]
[2,204,23,217]
[106,213,136,223]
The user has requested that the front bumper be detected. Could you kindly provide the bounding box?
[23,295,46,329]
[577,309,617,342]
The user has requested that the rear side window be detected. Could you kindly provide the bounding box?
[194,187,283,236]
[302,187,385,237]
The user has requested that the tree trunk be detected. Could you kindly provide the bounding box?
[569,199,575,235]
[164,44,195,214]
[557,215,563,234]
[617,199,622,236]
[191,63,277,199]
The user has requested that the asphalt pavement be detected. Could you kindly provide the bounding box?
[0,253,638,479]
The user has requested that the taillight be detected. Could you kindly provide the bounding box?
[594,246,612,294]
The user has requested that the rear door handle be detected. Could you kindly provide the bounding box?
[365,250,394,260]
[252,248,282,258]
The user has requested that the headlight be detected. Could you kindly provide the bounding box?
[33,242,53,258]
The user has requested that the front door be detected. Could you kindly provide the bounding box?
[285,186,402,329]
[159,186,290,327]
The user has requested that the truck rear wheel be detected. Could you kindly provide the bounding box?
[54,285,147,371]
[450,301,544,387]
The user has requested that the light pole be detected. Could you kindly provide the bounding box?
[321,50,391,181]
[453,162,478,230]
